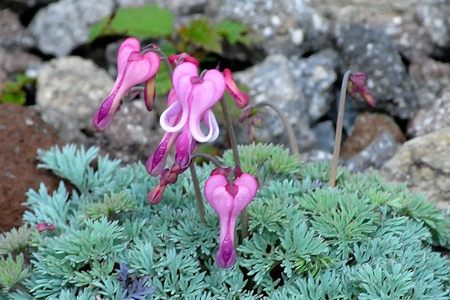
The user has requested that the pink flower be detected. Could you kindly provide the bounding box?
[204,168,258,268]
[146,61,224,176]
[223,68,249,108]
[36,222,56,233]
[348,72,376,107]
[92,37,160,131]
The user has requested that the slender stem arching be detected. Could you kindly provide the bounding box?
[189,163,206,223]
[191,153,223,168]
[245,102,300,156]
[328,70,352,187]
[220,100,249,238]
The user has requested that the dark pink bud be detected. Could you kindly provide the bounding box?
[36,223,56,232]
[348,72,376,107]
[143,76,156,111]
[224,68,249,108]
[148,184,166,205]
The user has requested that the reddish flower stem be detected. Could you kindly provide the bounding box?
[328,70,352,187]
[220,100,249,239]
[244,102,300,156]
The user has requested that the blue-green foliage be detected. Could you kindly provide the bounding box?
[0,144,449,299]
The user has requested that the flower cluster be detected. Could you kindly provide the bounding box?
[92,37,258,268]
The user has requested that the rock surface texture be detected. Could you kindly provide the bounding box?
[335,23,417,119]
[235,51,337,150]
[28,0,115,56]
[36,56,114,136]
[218,0,330,57]
[342,113,405,172]
[382,128,450,209]
[0,104,61,231]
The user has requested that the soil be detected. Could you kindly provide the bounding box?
[0,103,61,232]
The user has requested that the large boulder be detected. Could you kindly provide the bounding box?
[382,128,450,209]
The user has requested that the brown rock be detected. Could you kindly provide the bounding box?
[0,104,61,232]
[381,128,450,209]
[342,113,405,158]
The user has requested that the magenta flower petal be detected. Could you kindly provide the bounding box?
[223,68,249,108]
[204,172,258,269]
[189,71,225,142]
[216,229,237,268]
[160,62,197,133]
[175,128,197,169]
[146,132,178,176]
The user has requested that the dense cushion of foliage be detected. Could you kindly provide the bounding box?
[0,144,449,299]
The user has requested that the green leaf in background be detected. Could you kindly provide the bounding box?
[179,19,222,53]
[216,20,252,46]
[89,4,174,42]
[154,40,177,95]
[0,74,35,105]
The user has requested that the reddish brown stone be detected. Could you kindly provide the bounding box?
[0,104,61,232]
[342,113,405,159]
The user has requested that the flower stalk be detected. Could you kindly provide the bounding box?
[189,163,206,223]
[241,102,299,156]
[220,100,249,238]
[328,70,351,187]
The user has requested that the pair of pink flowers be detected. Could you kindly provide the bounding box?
[92,37,257,268]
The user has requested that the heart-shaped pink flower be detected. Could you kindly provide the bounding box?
[204,170,258,268]
[92,37,160,131]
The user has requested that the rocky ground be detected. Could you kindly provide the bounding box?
[1,0,450,230]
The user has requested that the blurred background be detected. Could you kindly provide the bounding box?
[1,0,450,231]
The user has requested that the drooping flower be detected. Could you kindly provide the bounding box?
[92,37,160,131]
[223,68,249,108]
[146,60,224,177]
[348,72,376,107]
[204,168,258,268]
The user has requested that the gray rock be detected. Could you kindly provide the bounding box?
[0,9,34,49]
[416,0,450,53]
[235,51,337,150]
[0,48,41,75]
[218,0,330,57]
[384,15,434,60]
[311,0,417,24]
[335,23,417,119]
[409,56,450,108]
[344,132,400,172]
[311,120,335,153]
[28,0,115,56]
[408,89,450,137]
[381,128,450,209]
[300,150,332,163]
[36,56,114,128]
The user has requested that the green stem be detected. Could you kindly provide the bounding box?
[189,163,206,223]
[220,100,249,238]
[328,70,352,187]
